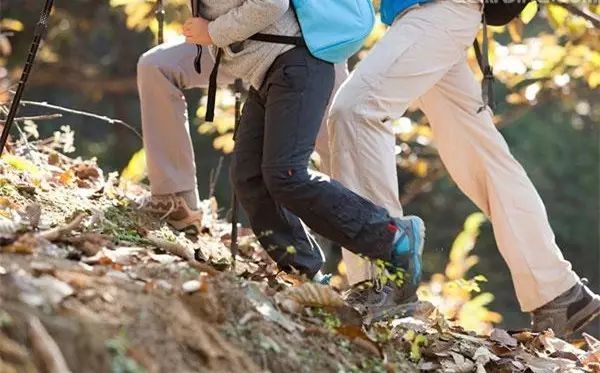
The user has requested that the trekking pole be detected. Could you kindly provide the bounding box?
[156,0,165,45]
[0,0,54,156]
[230,79,244,263]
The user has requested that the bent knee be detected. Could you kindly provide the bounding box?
[137,47,179,81]
[330,93,358,124]
[262,166,310,202]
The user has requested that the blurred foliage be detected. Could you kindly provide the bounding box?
[418,213,502,335]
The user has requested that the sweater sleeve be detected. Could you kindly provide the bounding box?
[208,0,290,47]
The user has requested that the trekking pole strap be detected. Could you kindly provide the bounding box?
[205,48,223,122]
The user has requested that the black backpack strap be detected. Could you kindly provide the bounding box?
[474,17,495,113]
[205,48,223,122]
[249,33,305,46]
[191,0,203,74]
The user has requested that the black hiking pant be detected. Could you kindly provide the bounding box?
[231,47,397,277]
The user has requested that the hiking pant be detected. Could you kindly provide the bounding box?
[231,47,397,277]
[137,38,347,196]
[328,0,579,311]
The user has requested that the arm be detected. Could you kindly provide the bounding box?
[208,0,290,47]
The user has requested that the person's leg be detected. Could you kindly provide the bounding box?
[259,48,406,262]
[418,43,599,337]
[418,60,580,312]
[315,63,349,175]
[137,39,235,206]
[231,88,325,277]
[329,1,479,284]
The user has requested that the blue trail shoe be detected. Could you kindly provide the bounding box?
[343,216,425,323]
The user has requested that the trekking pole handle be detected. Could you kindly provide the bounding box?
[156,0,165,44]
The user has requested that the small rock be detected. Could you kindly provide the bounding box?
[182,280,201,293]
[101,292,115,303]
[155,280,173,293]
[14,274,74,308]
[79,289,98,302]
[30,262,55,277]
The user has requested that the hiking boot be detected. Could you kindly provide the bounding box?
[343,215,425,322]
[532,281,600,338]
[137,194,203,234]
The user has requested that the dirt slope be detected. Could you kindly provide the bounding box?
[0,138,598,373]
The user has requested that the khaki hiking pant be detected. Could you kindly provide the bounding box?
[137,38,348,196]
[328,1,579,312]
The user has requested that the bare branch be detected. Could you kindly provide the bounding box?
[38,213,86,242]
[28,316,73,373]
[208,156,224,199]
[19,100,143,140]
[0,114,63,124]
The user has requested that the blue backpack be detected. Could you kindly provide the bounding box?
[252,0,375,64]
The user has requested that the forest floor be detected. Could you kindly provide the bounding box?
[0,134,598,373]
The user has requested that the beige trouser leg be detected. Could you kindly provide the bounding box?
[138,38,347,195]
[329,1,578,311]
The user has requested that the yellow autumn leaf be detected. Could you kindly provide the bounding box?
[2,155,40,175]
[213,133,235,154]
[121,149,147,183]
[0,19,24,32]
[520,1,538,24]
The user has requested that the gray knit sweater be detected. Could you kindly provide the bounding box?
[199,0,301,89]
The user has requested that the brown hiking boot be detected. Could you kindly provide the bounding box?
[137,194,203,234]
[532,281,600,338]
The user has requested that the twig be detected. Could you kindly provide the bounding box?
[18,100,143,140]
[28,316,73,373]
[0,114,63,124]
[147,234,220,275]
[208,156,224,199]
[549,1,600,28]
[37,213,86,242]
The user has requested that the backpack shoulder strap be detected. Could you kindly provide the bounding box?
[248,33,305,46]
[475,16,496,112]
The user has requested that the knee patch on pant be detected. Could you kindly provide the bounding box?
[262,166,309,202]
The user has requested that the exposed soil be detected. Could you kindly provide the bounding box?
[0,138,598,373]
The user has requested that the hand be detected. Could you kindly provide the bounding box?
[183,17,213,45]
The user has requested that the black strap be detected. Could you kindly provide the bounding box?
[191,0,203,74]
[203,34,304,122]
[474,17,496,112]
[249,33,305,46]
[205,48,223,122]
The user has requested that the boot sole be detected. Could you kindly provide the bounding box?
[567,294,600,336]
[403,215,426,285]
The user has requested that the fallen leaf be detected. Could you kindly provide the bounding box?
[54,270,95,289]
[66,233,112,256]
[24,204,42,229]
[245,283,302,333]
[279,282,345,308]
[4,234,42,254]
[490,328,518,348]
